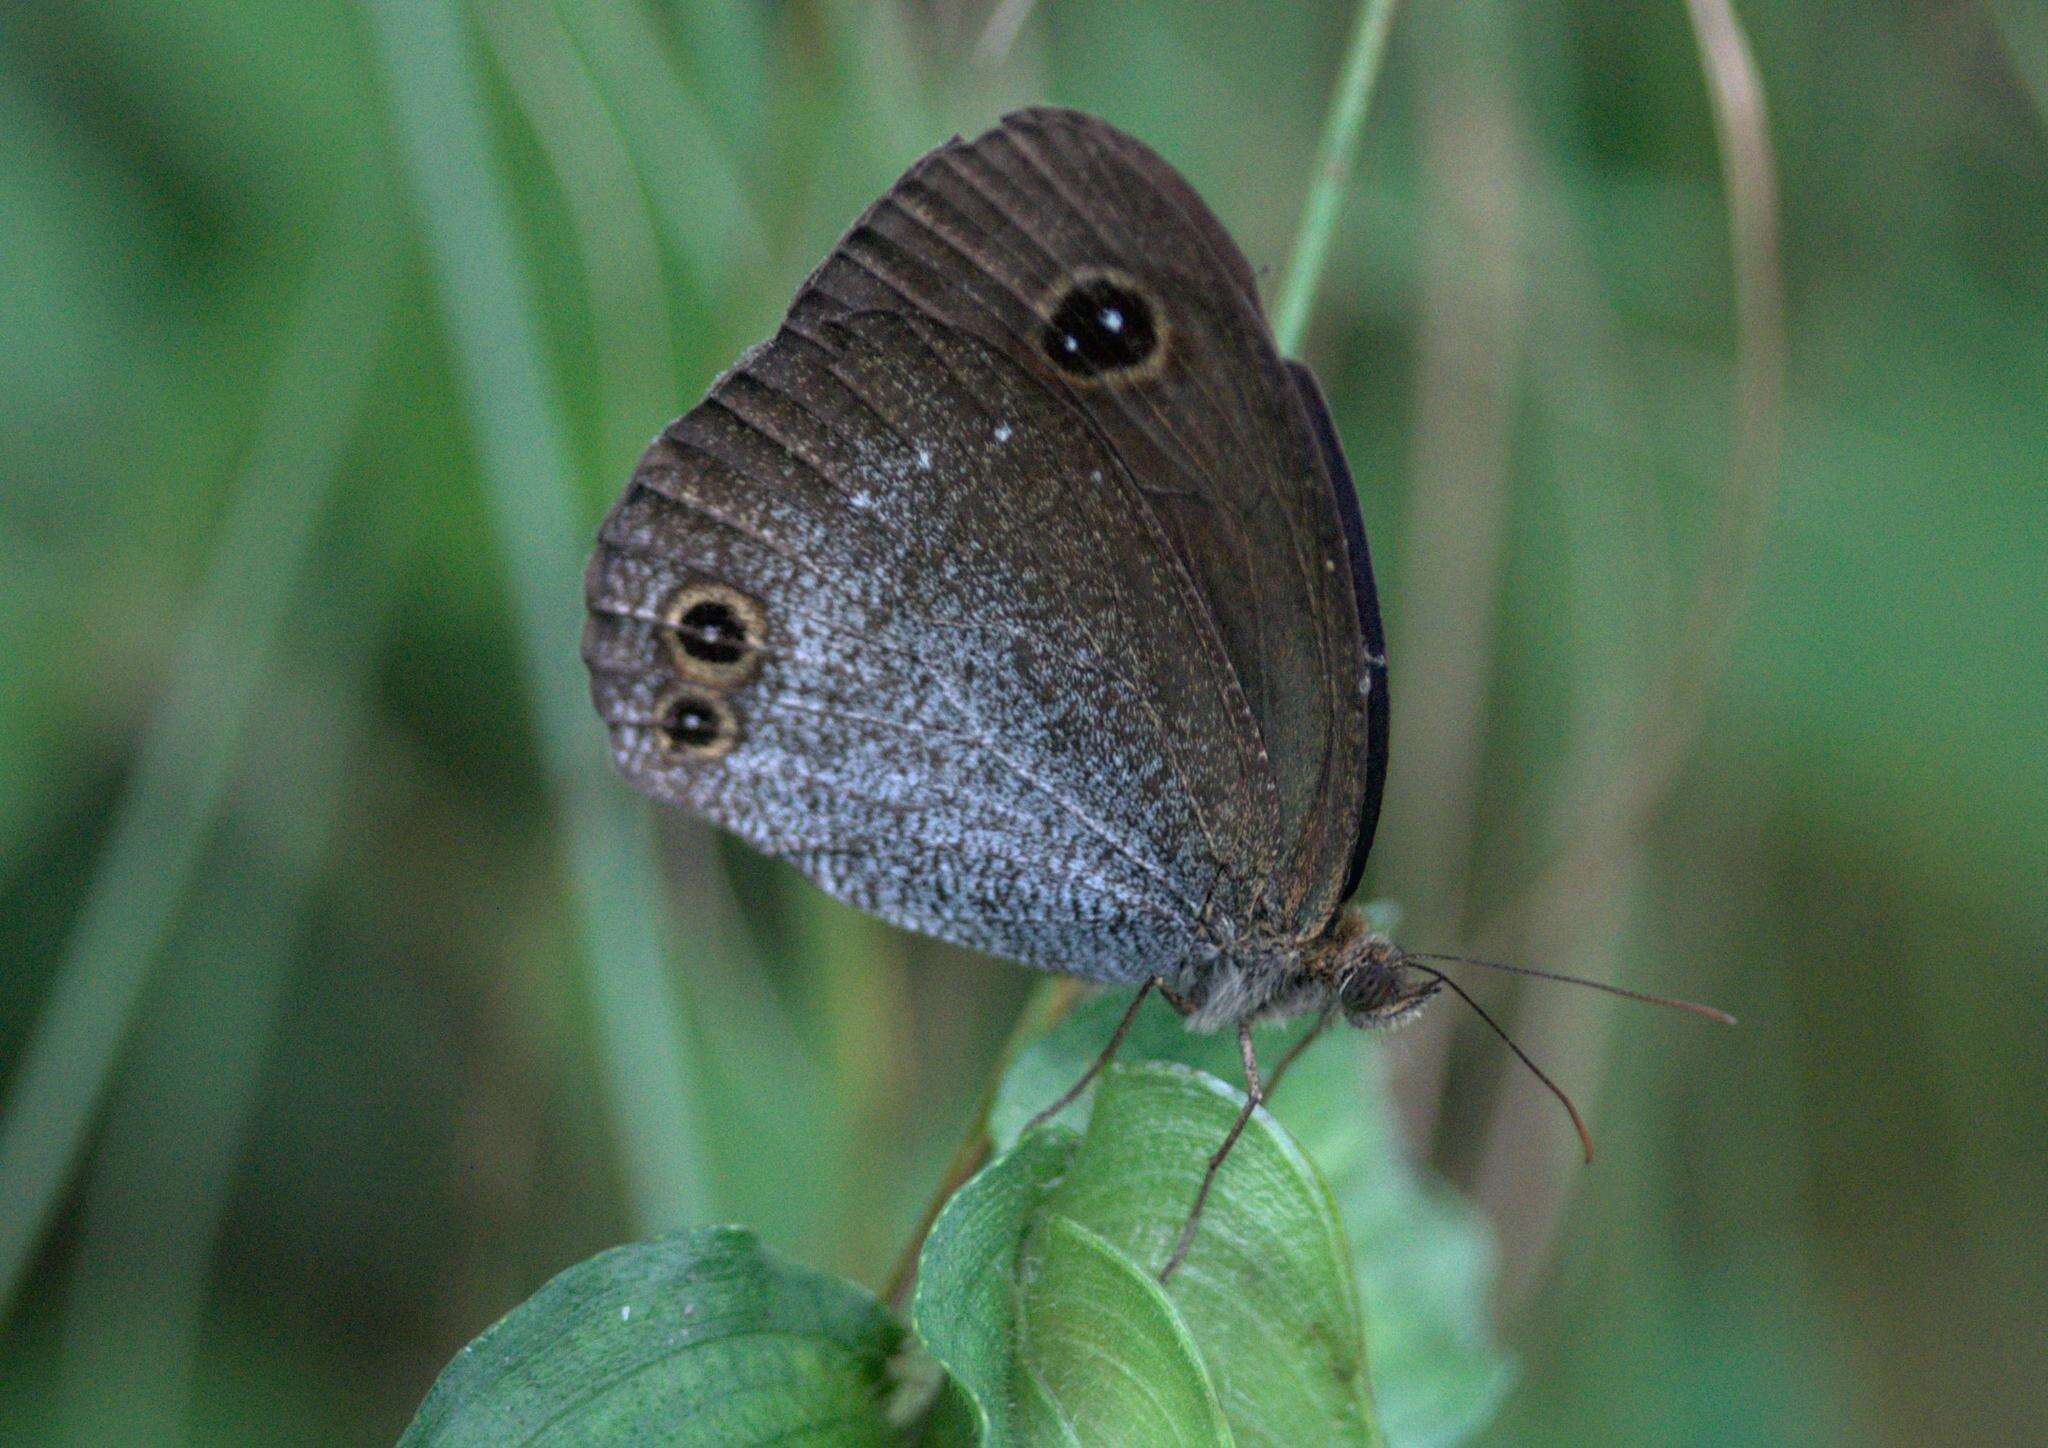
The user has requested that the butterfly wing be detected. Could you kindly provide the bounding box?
[805,107,1381,939]
[584,108,1383,984]
[1287,359,1390,903]
[585,301,1278,980]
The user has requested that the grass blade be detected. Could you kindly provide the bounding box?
[365,0,710,1231]
[478,0,678,473]
[0,219,399,1317]
[1272,0,1402,354]
[1471,0,1786,1304]
[56,587,383,1442]
[1988,2,2048,131]
[551,0,765,297]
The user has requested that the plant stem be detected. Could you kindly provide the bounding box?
[1498,0,1784,938]
[1473,0,1785,1307]
[1273,0,1403,355]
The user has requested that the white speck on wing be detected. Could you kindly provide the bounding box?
[916,446,933,471]
[993,422,1013,443]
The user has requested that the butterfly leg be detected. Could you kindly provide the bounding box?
[1018,977,1159,1138]
[1160,1019,1262,1282]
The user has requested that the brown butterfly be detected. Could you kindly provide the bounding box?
[583,108,1726,1276]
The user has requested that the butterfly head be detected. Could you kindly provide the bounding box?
[1324,914,1439,1029]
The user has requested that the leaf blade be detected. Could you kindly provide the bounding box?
[1046,1063,1379,1447]
[402,1227,900,1447]
[1018,1217,1234,1448]
[994,988,1511,1445]
[914,1127,1232,1448]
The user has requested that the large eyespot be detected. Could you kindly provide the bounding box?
[1040,272,1164,380]
[659,580,766,686]
[656,689,739,759]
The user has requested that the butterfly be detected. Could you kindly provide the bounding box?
[582,108,1723,1276]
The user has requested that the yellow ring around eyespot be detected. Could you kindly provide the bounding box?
[659,579,768,689]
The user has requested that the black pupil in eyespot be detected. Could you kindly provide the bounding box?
[1042,279,1158,376]
[663,696,721,750]
[678,599,746,665]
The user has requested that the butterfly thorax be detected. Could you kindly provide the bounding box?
[1171,907,1438,1032]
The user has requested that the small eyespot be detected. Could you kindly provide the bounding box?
[659,581,765,686]
[678,599,745,665]
[1041,274,1163,379]
[657,689,739,759]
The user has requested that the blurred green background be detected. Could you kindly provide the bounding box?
[2,0,2043,1443]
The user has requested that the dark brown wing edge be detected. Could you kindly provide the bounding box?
[1285,360,1389,902]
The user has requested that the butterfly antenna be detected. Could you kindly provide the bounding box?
[1406,962,1595,1164]
[1409,952,1737,1026]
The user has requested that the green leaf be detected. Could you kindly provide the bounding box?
[1051,1064,1381,1446]
[402,1226,901,1446]
[915,1128,1230,1447]
[1020,1217,1238,1446]
[922,1059,1388,1445]
[992,990,1512,1446]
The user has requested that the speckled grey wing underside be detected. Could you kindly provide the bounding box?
[583,108,1378,984]
[585,302,1273,981]
[812,108,1374,940]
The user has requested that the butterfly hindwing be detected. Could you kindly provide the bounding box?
[586,304,1272,978]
